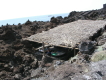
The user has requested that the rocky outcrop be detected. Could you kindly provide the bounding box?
[0,27,21,42]
[0,27,39,79]
[50,9,106,24]
[103,4,106,10]
[79,41,96,54]
[0,8,106,79]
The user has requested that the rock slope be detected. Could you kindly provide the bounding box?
[0,8,106,79]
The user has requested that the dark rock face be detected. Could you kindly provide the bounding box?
[0,26,39,79]
[50,17,58,23]
[79,41,96,54]
[68,11,77,17]
[0,28,4,34]
[50,9,106,24]
[12,40,24,50]
[0,27,22,42]
[103,4,106,10]
[97,35,106,46]
[0,48,15,62]
[30,59,38,69]
[25,20,32,25]
[50,16,63,25]
[17,23,22,29]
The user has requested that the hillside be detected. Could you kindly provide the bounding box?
[0,8,106,80]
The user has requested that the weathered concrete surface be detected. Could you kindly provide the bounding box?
[26,20,106,48]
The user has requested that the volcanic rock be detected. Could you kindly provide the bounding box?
[0,7,106,79]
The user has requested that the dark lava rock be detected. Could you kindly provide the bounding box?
[50,17,58,23]
[31,59,38,69]
[97,35,106,46]
[0,28,4,34]
[25,20,32,25]
[30,23,39,31]
[13,67,21,73]
[56,16,63,20]
[22,40,33,48]
[103,4,106,10]
[23,55,34,66]
[14,50,26,64]
[17,23,22,29]
[68,11,77,17]
[79,41,96,54]
[0,27,22,42]
[0,7,106,79]
[0,28,16,41]
[12,40,24,50]
[0,48,15,62]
